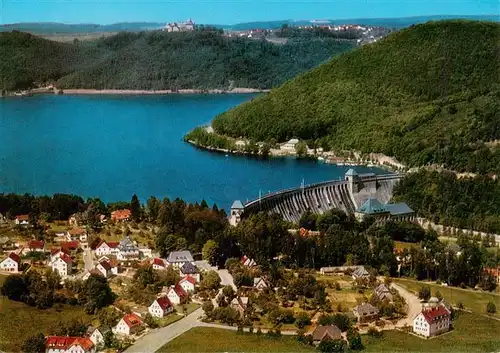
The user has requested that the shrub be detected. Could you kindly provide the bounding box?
[367,327,383,338]
[256,327,262,335]
[487,302,497,314]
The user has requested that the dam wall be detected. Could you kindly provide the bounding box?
[238,172,402,223]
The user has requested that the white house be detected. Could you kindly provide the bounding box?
[0,252,21,273]
[166,250,194,268]
[253,277,268,291]
[148,296,174,318]
[413,305,451,337]
[50,248,69,263]
[281,138,299,151]
[46,336,95,353]
[15,214,30,226]
[117,236,140,260]
[166,284,187,305]
[94,240,119,257]
[152,257,167,270]
[86,326,109,347]
[67,228,88,242]
[96,260,113,278]
[113,313,143,336]
[179,276,196,293]
[51,253,73,278]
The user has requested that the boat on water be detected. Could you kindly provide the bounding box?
[336,162,344,166]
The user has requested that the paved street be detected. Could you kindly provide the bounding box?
[124,308,203,353]
[217,269,236,290]
[391,282,421,327]
[83,248,93,271]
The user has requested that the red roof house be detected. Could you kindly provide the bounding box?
[45,336,94,353]
[8,252,21,264]
[111,209,131,222]
[60,241,80,251]
[27,240,45,251]
[113,313,143,336]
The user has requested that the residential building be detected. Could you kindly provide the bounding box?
[374,283,393,302]
[230,296,249,317]
[165,18,195,32]
[241,255,256,267]
[117,236,140,260]
[50,248,70,263]
[94,240,120,257]
[86,326,109,347]
[67,228,87,242]
[113,313,143,336]
[253,277,268,291]
[0,252,21,273]
[281,138,299,151]
[15,214,30,226]
[148,296,174,318]
[166,284,187,305]
[166,250,194,268]
[354,197,415,222]
[352,266,369,279]
[179,276,196,293]
[179,262,200,282]
[60,241,80,253]
[353,302,379,323]
[111,209,131,222]
[484,267,500,284]
[413,305,451,337]
[311,325,342,345]
[45,336,95,353]
[25,240,45,253]
[152,258,167,270]
[96,260,113,278]
[51,253,73,278]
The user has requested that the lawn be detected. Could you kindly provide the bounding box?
[394,241,420,250]
[394,278,500,319]
[156,327,315,353]
[362,312,500,352]
[0,296,95,352]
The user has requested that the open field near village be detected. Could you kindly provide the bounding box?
[0,276,95,352]
[157,327,315,353]
[394,278,500,319]
[159,312,500,353]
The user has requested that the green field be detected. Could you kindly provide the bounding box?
[394,278,500,319]
[0,286,95,352]
[157,327,315,353]
[363,312,500,352]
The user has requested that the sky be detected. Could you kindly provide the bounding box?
[1,0,498,25]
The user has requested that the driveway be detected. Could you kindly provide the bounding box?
[391,282,421,327]
[124,307,203,353]
[217,269,236,290]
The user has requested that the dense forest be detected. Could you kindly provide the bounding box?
[393,170,500,233]
[212,20,500,174]
[0,28,354,91]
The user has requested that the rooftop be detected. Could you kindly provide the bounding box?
[167,250,194,263]
[231,200,244,209]
[345,168,358,177]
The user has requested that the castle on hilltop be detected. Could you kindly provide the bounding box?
[165,18,195,32]
[229,169,415,226]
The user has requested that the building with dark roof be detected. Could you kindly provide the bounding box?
[354,197,415,222]
[311,325,342,344]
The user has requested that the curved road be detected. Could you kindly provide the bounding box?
[391,282,421,327]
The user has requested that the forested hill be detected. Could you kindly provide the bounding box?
[0,28,354,91]
[213,20,500,174]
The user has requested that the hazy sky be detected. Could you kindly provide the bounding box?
[1,0,498,25]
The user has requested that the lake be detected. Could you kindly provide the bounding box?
[0,94,385,210]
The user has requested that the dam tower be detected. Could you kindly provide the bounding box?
[345,168,359,194]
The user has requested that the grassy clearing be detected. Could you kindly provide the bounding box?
[175,303,201,316]
[394,241,420,250]
[394,278,500,318]
[156,327,314,353]
[156,313,183,327]
[363,312,500,352]
[0,296,94,352]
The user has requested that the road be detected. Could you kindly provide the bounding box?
[124,308,203,353]
[217,269,236,290]
[83,248,93,271]
[391,282,422,327]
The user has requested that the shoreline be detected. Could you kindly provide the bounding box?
[3,88,270,97]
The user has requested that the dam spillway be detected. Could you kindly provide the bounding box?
[235,170,402,223]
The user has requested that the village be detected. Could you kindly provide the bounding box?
[0,205,466,353]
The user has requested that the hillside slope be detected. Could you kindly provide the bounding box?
[1,29,354,91]
[213,20,500,174]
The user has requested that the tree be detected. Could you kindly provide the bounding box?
[487,301,497,314]
[201,270,221,290]
[295,141,308,158]
[318,339,346,352]
[479,272,497,292]
[295,311,311,329]
[202,300,214,314]
[98,307,122,327]
[21,333,45,353]
[347,329,363,350]
[418,286,431,301]
[1,274,28,301]
[144,313,158,328]
[146,196,161,222]
[435,290,443,301]
[202,240,219,265]
[82,274,115,313]
[222,285,236,301]
[130,194,141,221]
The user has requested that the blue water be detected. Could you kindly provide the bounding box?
[0,94,385,210]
